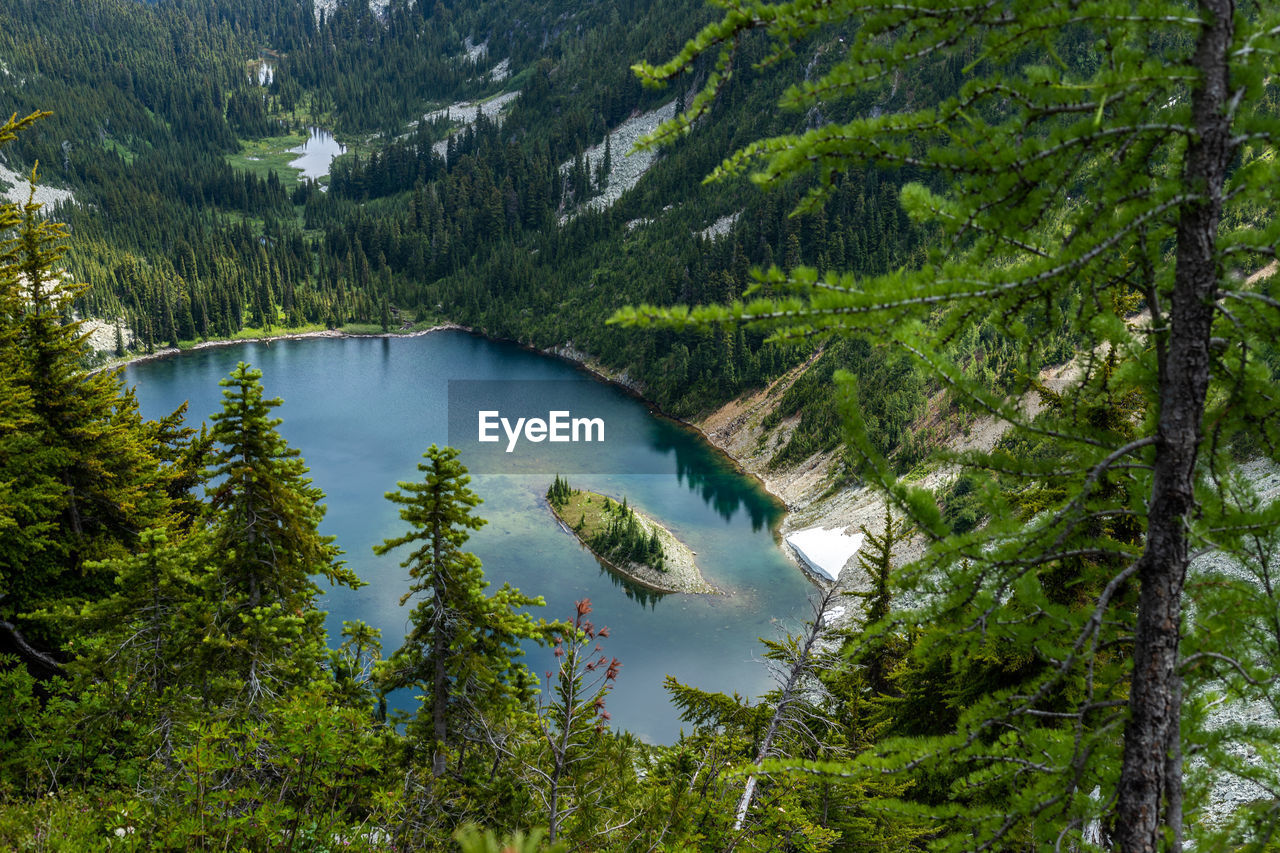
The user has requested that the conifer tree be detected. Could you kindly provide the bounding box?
[64,528,208,749]
[621,1,1280,847]
[847,505,907,697]
[0,111,174,660]
[202,362,360,701]
[0,122,61,671]
[375,445,549,779]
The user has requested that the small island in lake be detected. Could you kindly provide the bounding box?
[546,476,719,595]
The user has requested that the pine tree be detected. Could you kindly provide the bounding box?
[375,445,549,779]
[847,504,907,697]
[0,112,174,660]
[65,528,208,745]
[202,362,359,701]
[546,474,573,508]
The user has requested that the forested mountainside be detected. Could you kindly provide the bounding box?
[4,0,1280,849]
[0,0,973,462]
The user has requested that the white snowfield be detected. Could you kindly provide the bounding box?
[785,526,865,582]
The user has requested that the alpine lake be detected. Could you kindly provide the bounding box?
[124,330,817,742]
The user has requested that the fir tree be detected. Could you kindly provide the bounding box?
[546,474,573,508]
[375,445,549,779]
[202,362,359,701]
[847,504,908,697]
[0,112,173,660]
[62,528,208,760]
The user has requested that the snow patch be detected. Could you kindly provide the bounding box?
[785,526,865,582]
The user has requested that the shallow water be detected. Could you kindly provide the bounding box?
[123,331,817,742]
[289,127,346,181]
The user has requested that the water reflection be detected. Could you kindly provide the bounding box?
[656,422,783,531]
[122,332,811,743]
[289,127,346,181]
[591,556,667,610]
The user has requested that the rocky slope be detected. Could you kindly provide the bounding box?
[694,356,981,604]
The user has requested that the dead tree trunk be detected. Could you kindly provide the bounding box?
[731,583,840,836]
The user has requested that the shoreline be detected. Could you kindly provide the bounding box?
[538,343,794,528]
[97,321,792,521]
[89,323,471,374]
[92,319,801,561]
[545,492,719,596]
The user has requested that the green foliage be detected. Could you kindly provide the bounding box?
[150,688,399,851]
[8,0,1280,847]
[546,473,573,508]
[845,505,909,697]
[530,599,622,844]
[456,824,566,853]
[0,111,182,663]
[654,602,928,851]
[617,0,1280,846]
[587,493,666,572]
[375,445,550,790]
[0,0,939,427]
[201,361,360,702]
[760,337,923,471]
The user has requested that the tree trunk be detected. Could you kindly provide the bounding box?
[432,511,448,778]
[1116,2,1233,849]
[731,584,840,838]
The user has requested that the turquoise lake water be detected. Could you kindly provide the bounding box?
[123,330,817,742]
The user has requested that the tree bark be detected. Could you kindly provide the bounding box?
[432,504,448,778]
[731,584,840,838]
[0,618,64,676]
[1116,2,1234,849]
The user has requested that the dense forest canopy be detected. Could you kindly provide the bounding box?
[1,0,1279,849]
